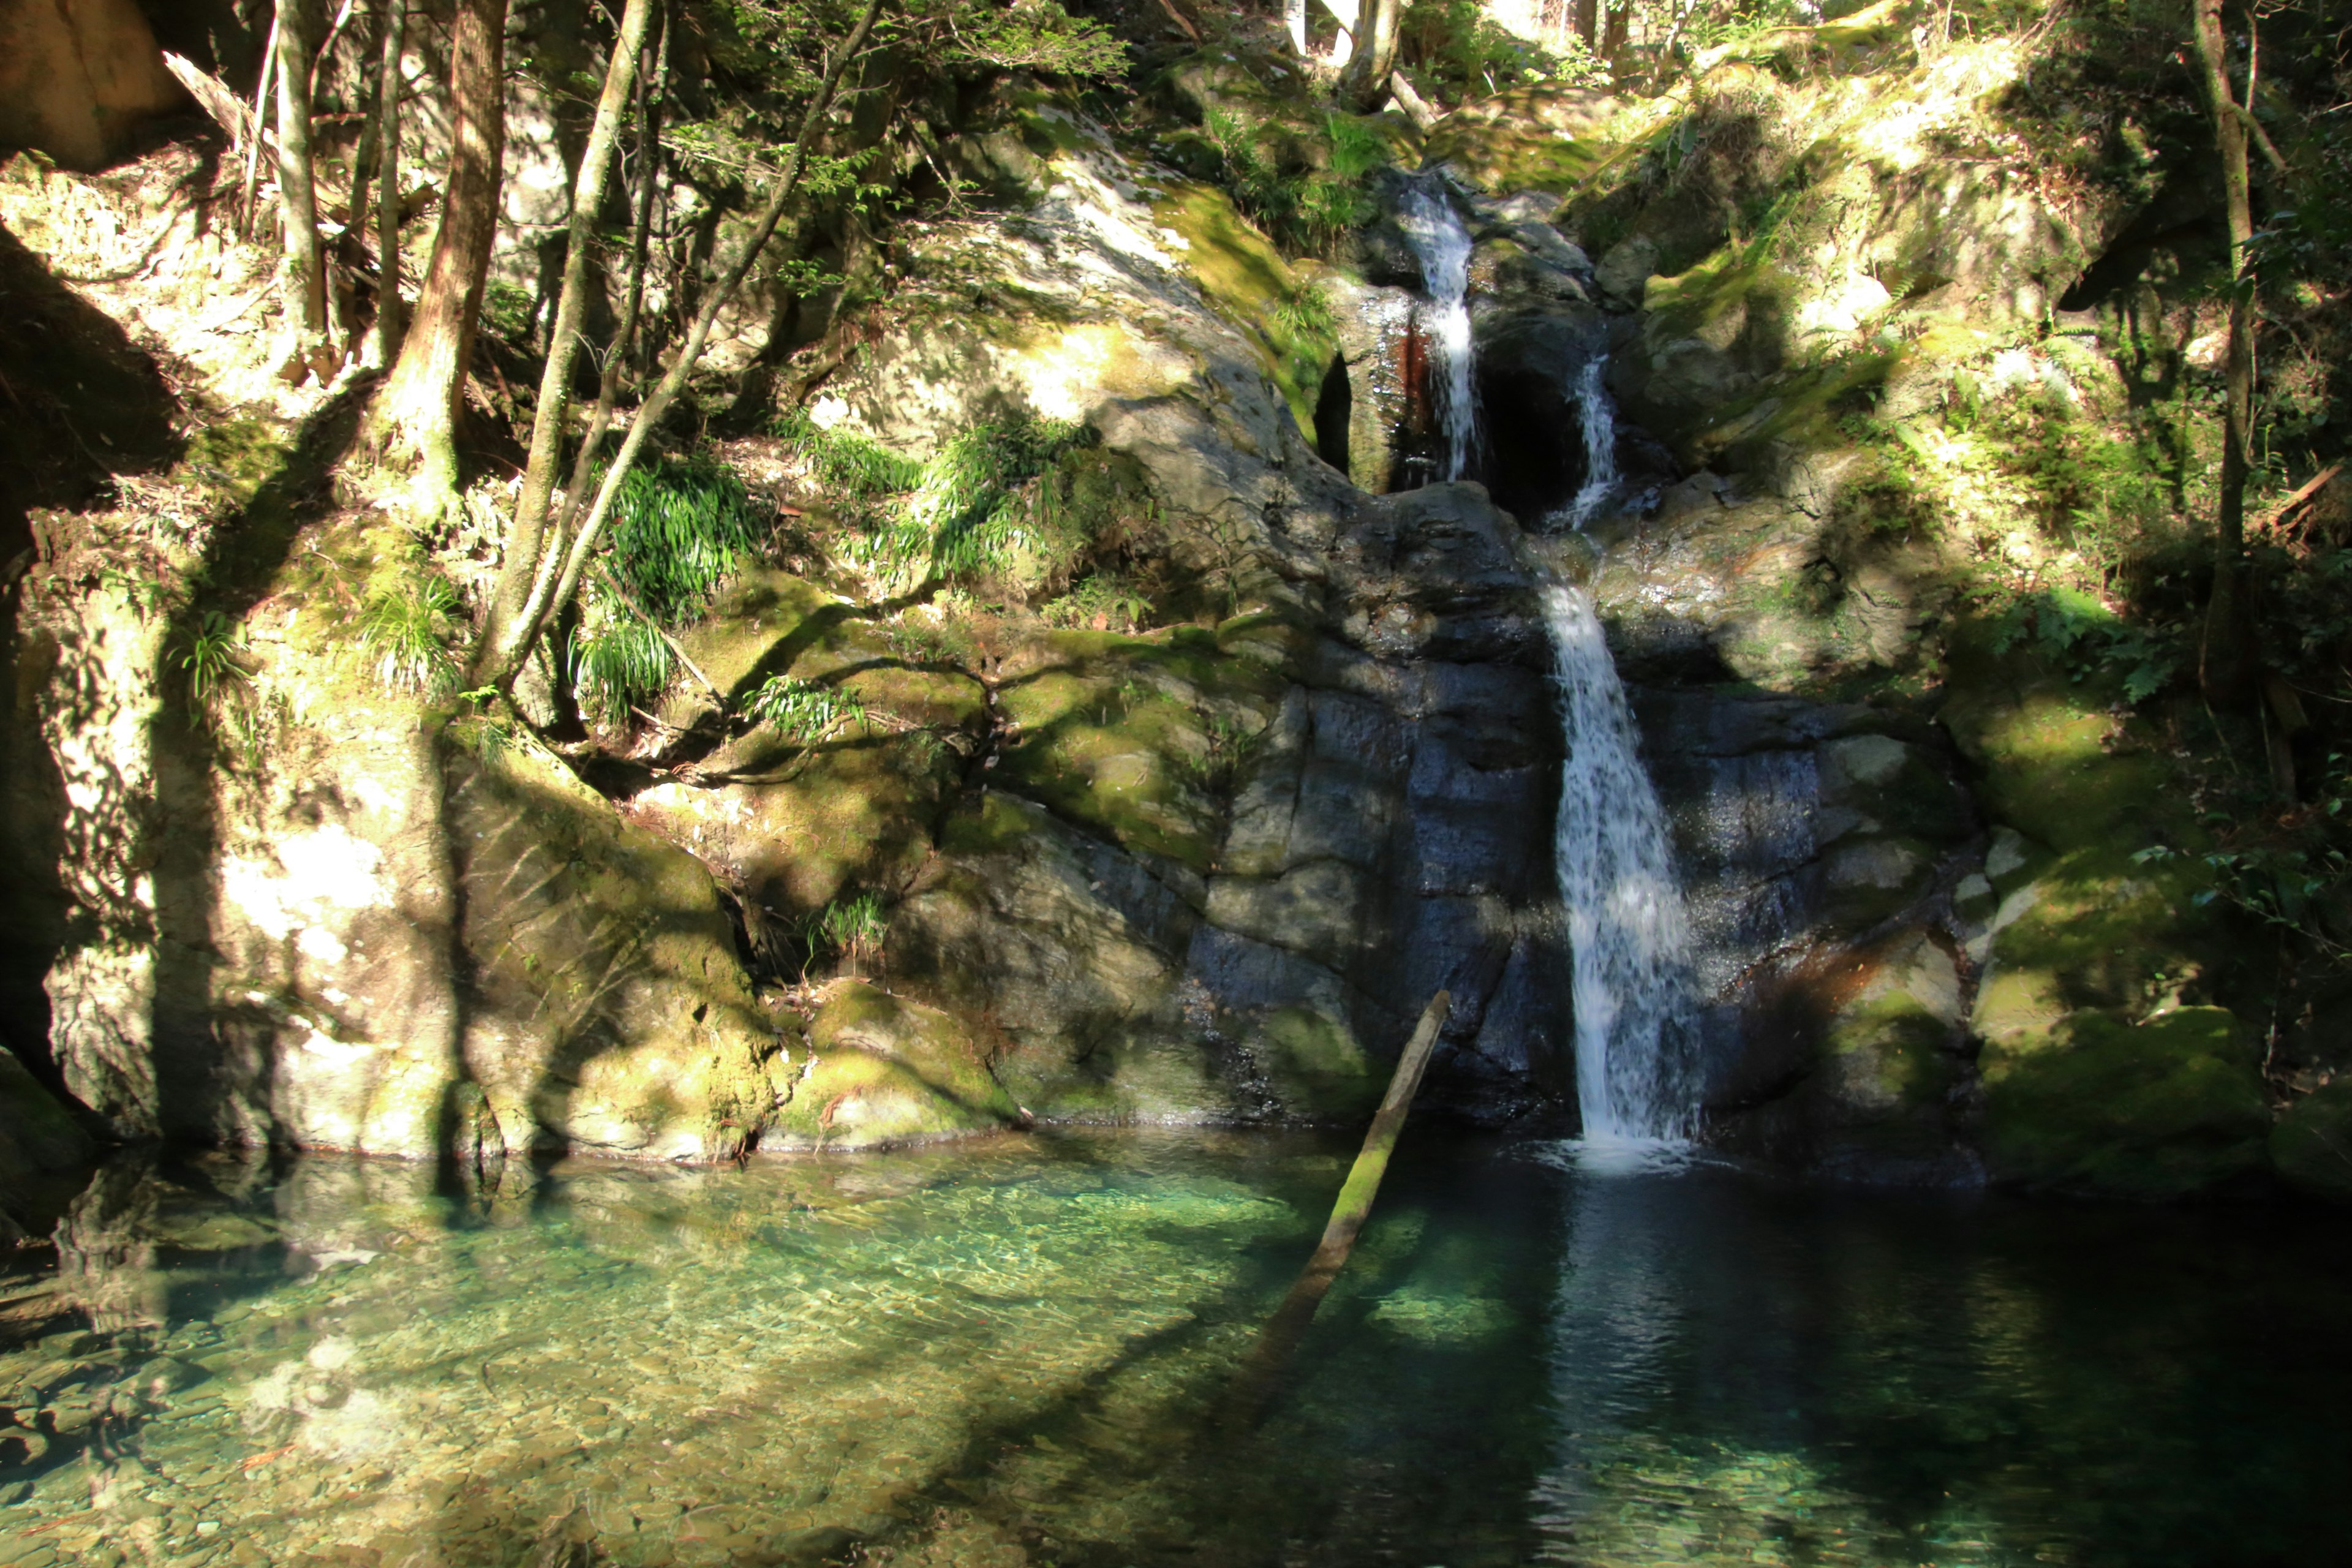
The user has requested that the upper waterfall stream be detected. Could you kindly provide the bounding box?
[1395,178,1478,483]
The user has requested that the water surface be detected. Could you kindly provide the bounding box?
[1,1133,2345,1567]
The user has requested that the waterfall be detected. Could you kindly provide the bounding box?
[1556,355,1618,531]
[1543,581,1700,1143]
[1395,178,1478,482]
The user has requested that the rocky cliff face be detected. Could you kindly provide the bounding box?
[3,6,2343,1204]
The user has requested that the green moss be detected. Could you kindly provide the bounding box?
[1256,1006,1382,1120]
[1152,183,1334,437]
[2270,1082,2352,1203]
[768,982,1017,1147]
[993,627,1280,872]
[1980,1006,2269,1198]
[1423,118,1602,196]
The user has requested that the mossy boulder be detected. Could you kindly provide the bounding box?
[2270,1082,2352,1203]
[768,981,1019,1150]
[1423,84,1616,196]
[447,737,783,1162]
[1979,1006,2269,1197]
[993,624,1283,874]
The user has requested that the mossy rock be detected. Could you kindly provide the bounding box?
[1423,118,1604,198]
[1939,652,2191,856]
[993,624,1282,873]
[769,981,1017,1149]
[1979,1006,2269,1198]
[2270,1081,2352,1203]
[1254,1004,1383,1121]
[448,738,781,1161]
[1151,182,1334,438]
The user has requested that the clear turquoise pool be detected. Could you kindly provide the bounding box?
[2,1133,2346,1567]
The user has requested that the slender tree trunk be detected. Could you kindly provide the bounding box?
[2192,0,2256,706]
[1340,0,1400,107]
[240,13,281,236]
[371,0,408,367]
[558,5,669,543]
[474,0,656,679]
[1574,0,1599,48]
[274,0,330,375]
[1286,0,1306,54]
[365,0,507,514]
[1601,0,1630,64]
[478,0,887,688]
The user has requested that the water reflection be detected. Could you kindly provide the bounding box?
[1530,1151,2352,1567]
[0,1137,2346,1567]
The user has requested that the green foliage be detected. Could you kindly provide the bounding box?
[1989,588,2180,706]
[358,578,464,698]
[480,279,537,343]
[2136,756,2352,958]
[1199,108,1382,257]
[179,611,248,704]
[775,408,926,496]
[1400,0,1566,96]
[1273,282,1336,344]
[571,612,674,727]
[1176,710,1268,794]
[602,455,766,624]
[1042,575,1152,633]
[848,414,1096,587]
[796,888,889,978]
[742,674,869,741]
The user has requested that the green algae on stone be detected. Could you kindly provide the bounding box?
[1151,182,1335,439]
[1980,1006,2269,1198]
[993,625,1281,873]
[2270,1081,2352,1203]
[770,981,1019,1148]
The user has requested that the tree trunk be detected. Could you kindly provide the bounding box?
[371,0,407,368]
[557,5,669,543]
[478,0,888,688]
[1286,0,1306,55]
[1602,0,1631,63]
[2193,0,2256,707]
[239,12,281,236]
[365,0,507,514]
[1340,0,1400,108]
[474,0,656,681]
[1574,0,1599,48]
[273,0,330,375]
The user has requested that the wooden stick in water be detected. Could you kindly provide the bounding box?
[1229,987,1453,1414]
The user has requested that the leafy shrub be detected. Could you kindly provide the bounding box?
[742,674,869,742]
[797,888,888,979]
[602,455,766,624]
[1200,108,1382,257]
[1989,587,2179,705]
[572,613,674,726]
[178,610,248,703]
[358,578,464,698]
[1042,575,1152,632]
[775,407,925,497]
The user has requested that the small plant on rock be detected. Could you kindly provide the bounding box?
[743,675,869,743]
[358,578,464,697]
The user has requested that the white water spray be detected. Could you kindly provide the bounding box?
[1395,179,1478,482]
[1542,582,1700,1142]
[1556,356,1618,531]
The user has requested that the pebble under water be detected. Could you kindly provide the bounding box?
[2,1134,2348,1568]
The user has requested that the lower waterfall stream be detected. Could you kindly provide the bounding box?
[1543,352,1700,1144]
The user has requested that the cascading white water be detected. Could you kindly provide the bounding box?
[1395,179,1478,482]
[1556,355,1618,531]
[1544,580,1700,1144]
[1542,346,1699,1142]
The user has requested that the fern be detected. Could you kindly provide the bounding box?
[571,612,674,726]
